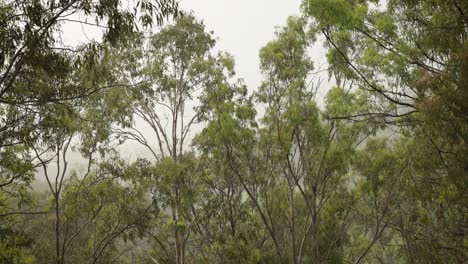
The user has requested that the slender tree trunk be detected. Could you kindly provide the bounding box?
[311,188,320,264]
[311,211,319,264]
[172,193,182,264]
[288,184,297,264]
[54,194,61,264]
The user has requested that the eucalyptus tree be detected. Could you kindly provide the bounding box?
[124,14,215,161]
[21,37,143,263]
[0,1,179,260]
[195,16,374,264]
[256,16,372,263]
[301,0,468,261]
[118,15,246,264]
[28,161,152,264]
[0,0,180,177]
[193,57,268,263]
[192,56,267,263]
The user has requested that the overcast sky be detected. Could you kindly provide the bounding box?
[179,0,303,90]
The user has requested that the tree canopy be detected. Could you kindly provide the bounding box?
[0,0,466,263]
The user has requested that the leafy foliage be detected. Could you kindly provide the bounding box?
[0,1,466,263]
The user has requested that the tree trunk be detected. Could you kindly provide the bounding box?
[172,195,183,264]
[54,194,61,264]
[288,185,297,264]
[311,211,319,264]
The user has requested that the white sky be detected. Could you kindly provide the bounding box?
[179,0,303,90]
